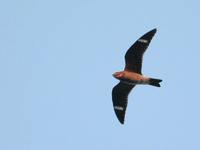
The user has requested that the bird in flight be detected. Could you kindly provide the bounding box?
[112,28,162,124]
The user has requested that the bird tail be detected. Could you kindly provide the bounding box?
[149,78,162,87]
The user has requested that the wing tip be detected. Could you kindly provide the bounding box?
[114,109,125,124]
[113,108,125,124]
[150,28,157,34]
[119,119,125,124]
[115,114,125,124]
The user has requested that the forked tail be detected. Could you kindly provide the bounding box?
[149,78,162,87]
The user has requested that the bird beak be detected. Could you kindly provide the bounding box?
[112,73,116,77]
[112,72,118,77]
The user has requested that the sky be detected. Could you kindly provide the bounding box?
[0,0,200,150]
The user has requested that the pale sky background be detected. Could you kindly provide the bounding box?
[0,0,200,150]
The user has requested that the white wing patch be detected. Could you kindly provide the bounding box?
[114,106,124,111]
[138,39,148,43]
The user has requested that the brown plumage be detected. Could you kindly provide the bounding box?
[112,28,162,124]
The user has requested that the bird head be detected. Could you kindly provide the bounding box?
[112,71,125,79]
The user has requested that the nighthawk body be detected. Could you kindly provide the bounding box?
[112,28,162,124]
[113,71,149,85]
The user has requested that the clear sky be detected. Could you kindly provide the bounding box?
[0,0,200,150]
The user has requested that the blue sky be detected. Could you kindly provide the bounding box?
[0,0,200,150]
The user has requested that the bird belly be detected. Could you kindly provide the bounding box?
[120,79,137,85]
[121,79,148,85]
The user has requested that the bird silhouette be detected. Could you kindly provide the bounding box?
[112,28,162,124]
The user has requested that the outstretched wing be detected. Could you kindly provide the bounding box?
[125,28,157,74]
[112,82,135,124]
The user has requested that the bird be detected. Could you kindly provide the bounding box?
[112,28,162,124]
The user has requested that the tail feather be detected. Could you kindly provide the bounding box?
[149,78,162,87]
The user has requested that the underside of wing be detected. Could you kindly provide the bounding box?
[112,82,135,124]
[125,28,157,74]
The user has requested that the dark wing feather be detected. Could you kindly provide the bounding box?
[125,28,157,74]
[112,82,135,124]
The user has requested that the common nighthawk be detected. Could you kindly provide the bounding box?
[112,28,162,124]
